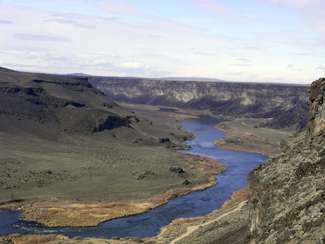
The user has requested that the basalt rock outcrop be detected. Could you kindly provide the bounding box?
[246,78,325,243]
[89,77,310,131]
[0,68,134,137]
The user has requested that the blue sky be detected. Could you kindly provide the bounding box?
[1,0,325,83]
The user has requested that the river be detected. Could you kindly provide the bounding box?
[0,115,268,238]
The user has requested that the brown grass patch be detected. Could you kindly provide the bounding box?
[13,151,221,228]
[18,176,217,228]
[207,188,249,217]
[214,123,280,158]
[0,234,68,244]
[19,235,56,244]
[163,112,199,122]
[177,153,227,175]
[117,103,160,111]
[170,216,205,226]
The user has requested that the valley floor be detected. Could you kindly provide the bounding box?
[122,103,293,158]
[0,105,296,243]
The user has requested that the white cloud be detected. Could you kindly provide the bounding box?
[13,33,72,42]
[193,51,216,57]
[0,19,14,24]
[93,59,106,65]
[183,0,258,23]
[95,0,149,17]
[236,58,251,63]
[287,64,293,69]
[44,18,96,29]
[260,0,325,33]
[316,66,325,71]
[116,62,171,77]
[287,64,304,72]
[0,1,323,83]
[121,62,145,69]
[148,35,163,38]
[228,63,252,67]
[261,0,321,8]
[224,72,244,76]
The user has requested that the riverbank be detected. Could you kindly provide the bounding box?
[0,113,269,243]
[0,153,226,228]
[118,103,201,122]
[213,119,294,158]
[147,188,250,244]
[0,188,250,244]
[118,104,293,158]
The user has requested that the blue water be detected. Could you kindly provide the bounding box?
[0,116,268,238]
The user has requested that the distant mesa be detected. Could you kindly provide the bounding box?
[161,77,225,81]
[67,73,92,76]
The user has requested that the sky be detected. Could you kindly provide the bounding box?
[1,0,325,84]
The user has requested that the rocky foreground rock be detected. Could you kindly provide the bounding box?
[246,78,325,243]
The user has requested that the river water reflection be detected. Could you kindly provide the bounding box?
[0,116,268,238]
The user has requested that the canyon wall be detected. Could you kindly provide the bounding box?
[246,78,325,243]
[89,77,310,131]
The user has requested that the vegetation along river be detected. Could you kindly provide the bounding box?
[0,115,268,239]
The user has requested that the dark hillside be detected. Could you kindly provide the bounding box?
[0,67,214,210]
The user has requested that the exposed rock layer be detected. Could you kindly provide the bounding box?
[246,78,325,243]
[89,77,310,131]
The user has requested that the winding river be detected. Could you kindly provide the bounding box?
[0,115,268,239]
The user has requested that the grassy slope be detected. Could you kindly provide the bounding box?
[0,67,222,227]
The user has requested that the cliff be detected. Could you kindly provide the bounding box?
[246,78,325,243]
[89,77,310,131]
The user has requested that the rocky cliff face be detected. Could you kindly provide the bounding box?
[246,78,325,243]
[89,77,310,131]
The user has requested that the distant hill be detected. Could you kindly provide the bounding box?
[161,77,224,81]
[67,73,91,76]
[89,76,310,131]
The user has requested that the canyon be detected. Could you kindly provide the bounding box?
[148,78,325,244]
[1,67,323,244]
[89,76,324,243]
[90,77,310,131]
